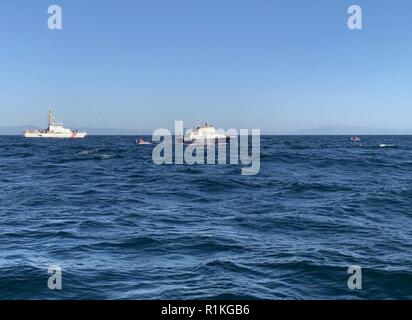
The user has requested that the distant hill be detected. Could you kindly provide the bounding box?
[77,127,148,135]
[294,125,407,135]
[0,126,149,136]
[0,126,40,135]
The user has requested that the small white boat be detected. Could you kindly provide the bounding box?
[24,110,86,139]
[183,121,229,144]
[350,136,362,142]
[135,138,152,145]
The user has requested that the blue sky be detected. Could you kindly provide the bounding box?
[0,0,412,133]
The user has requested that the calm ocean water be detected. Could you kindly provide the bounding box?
[0,135,411,300]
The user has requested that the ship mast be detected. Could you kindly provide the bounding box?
[48,109,52,127]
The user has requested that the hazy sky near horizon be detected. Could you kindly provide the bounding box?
[1,0,412,133]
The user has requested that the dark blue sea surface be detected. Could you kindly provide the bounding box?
[0,135,411,300]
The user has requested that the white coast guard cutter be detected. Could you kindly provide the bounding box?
[24,110,87,139]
